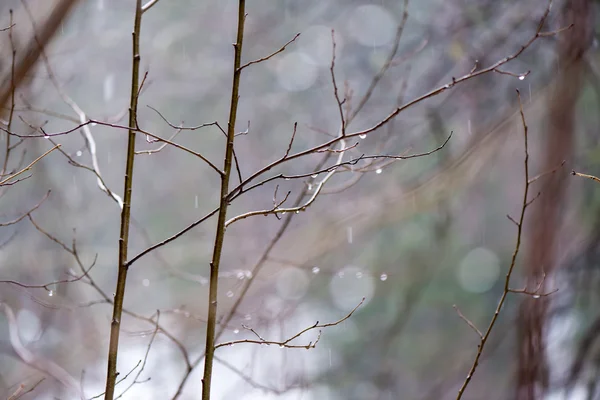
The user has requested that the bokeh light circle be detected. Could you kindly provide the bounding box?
[457,247,500,293]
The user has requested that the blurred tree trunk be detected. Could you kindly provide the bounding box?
[0,0,77,111]
[517,1,593,399]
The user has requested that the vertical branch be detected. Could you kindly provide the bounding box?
[456,90,532,400]
[2,10,16,178]
[104,0,143,398]
[517,1,592,398]
[201,1,245,399]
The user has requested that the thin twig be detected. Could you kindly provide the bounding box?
[7,378,45,400]
[20,0,124,208]
[330,30,346,136]
[455,90,539,399]
[0,145,59,186]
[239,33,300,71]
[215,298,364,349]
[572,170,600,183]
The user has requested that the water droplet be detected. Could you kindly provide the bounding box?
[295,210,300,214]
[518,75,525,81]
[91,122,98,127]
[532,294,540,299]
[43,135,50,139]
[76,150,82,157]
[359,134,367,139]
[307,183,313,191]
[237,271,245,280]
[244,314,252,321]
[48,290,54,297]
[279,344,284,349]
[281,211,287,215]
[284,178,291,181]
[245,270,253,278]
[380,273,388,281]
[194,195,198,209]
[375,168,382,174]
[233,328,239,334]
[226,290,234,298]
[311,174,318,179]
[312,266,320,274]
[356,271,363,279]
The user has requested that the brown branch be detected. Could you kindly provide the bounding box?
[224,5,558,203]
[215,298,364,350]
[329,30,346,136]
[0,252,96,292]
[0,0,79,110]
[7,378,45,400]
[104,0,143,397]
[201,1,246,399]
[0,145,59,186]
[26,215,192,387]
[0,23,16,32]
[18,2,125,208]
[238,33,300,71]
[453,305,483,339]
[1,10,17,182]
[455,90,538,399]
[347,0,410,123]
[572,170,600,183]
[1,118,224,176]
[0,190,49,226]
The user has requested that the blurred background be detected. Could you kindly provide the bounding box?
[0,0,599,399]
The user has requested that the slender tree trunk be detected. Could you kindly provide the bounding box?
[517,1,593,398]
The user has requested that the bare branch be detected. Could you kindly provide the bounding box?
[0,190,49,227]
[0,145,59,186]
[7,378,45,400]
[215,298,364,349]
[1,119,224,176]
[455,89,546,399]
[20,0,125,208]
[572,170,600,184]
[0,303,83,398]
[239,33,300,71]
[141,0,161,13]
[453,305,483,339]
[329,30,346,136]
